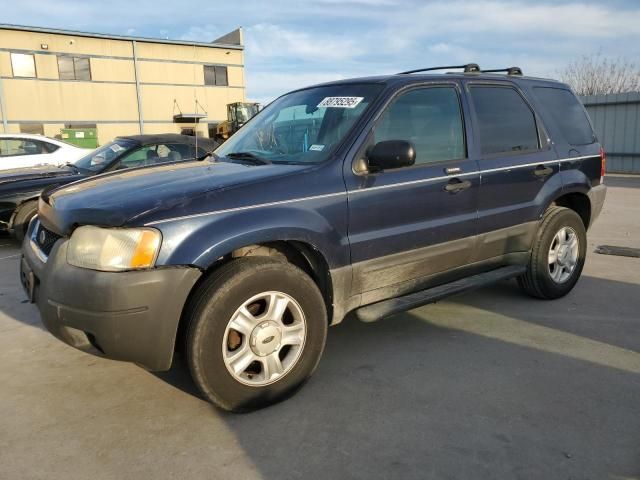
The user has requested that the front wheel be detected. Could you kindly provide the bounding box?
[12,200,38,244]
[518,206,587,299]
[185,257,327,412]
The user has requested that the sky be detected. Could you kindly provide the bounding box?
[2,0,639,103]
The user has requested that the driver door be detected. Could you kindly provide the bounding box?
[344,83,480,304]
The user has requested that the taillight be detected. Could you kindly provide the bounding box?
[600,147,606,183]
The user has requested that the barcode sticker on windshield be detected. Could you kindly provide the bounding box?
[317,97,364,108]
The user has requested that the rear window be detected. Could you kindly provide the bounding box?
[533,87,595,146]
[469,86,540,156]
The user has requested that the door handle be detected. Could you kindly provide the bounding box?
[533,165,553,178]
[444,178,472,193]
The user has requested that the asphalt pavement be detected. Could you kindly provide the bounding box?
[0,175,638,480]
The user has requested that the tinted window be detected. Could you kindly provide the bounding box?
[374,87,465,165]
[0,139,44,157]
[470,86,539,155]
[533,87,595,145]
[117,143,197,169]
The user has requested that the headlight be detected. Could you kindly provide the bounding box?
[67,226,161,272]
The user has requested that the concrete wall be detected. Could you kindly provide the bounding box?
[581,92,640,174]
[0,27,245,144]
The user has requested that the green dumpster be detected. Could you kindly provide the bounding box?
[60,128,98,148]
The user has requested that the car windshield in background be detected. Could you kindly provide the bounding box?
[216,83,383,165]
[73,139,137,172]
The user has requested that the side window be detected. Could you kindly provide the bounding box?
[374,87,465,165]
[0,139,43,156]
[469,86,539,155]
[42,141,60,154]
[117,146,157,168]
[164,143,197,161]
[533,87,595,146]
[116,144,195,169]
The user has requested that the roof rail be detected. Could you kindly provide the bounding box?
[398,63,481,75]
[482,66,523,76]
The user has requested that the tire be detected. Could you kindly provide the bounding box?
[518,206,587,299]
[185,257,328,412]
[12,200,38,244]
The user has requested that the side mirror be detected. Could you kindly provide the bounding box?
[367,140,416,172]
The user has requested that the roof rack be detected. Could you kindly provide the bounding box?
[398,63,481,75]
[482,67,523,76]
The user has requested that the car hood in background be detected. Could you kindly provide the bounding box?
[0,165,77,185]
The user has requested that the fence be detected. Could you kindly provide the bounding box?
[581,92,640,174]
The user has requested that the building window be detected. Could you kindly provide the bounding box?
[204,65,228,86]
[11,53,36,78]
[57,56,91,81]
[64,123,97,129]
[20,124,45,135]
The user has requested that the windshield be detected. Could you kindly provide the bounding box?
[216,83,383,165]
[73,138,137,172]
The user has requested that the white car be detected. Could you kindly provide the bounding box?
[0,134,91,171]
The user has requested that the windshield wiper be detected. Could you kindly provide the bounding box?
[62,162,80,173]
[225,152,272,165]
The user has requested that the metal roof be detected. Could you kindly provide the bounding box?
[0,24,243,50]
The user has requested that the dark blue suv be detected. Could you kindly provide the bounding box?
[20,64,607,412]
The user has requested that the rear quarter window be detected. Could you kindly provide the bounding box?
[533,87,596,146]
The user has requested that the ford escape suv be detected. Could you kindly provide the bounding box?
[21,64,606,412]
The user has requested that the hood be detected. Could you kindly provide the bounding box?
[41,160,305,234]
[0,165,77,185]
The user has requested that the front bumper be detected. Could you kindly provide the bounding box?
[588,184,607,227]
[21,232,202,371]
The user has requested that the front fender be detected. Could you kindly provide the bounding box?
[153,196,349,269]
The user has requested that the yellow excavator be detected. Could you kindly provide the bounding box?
[215,102,261,142]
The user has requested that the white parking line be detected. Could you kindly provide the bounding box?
[0,254,20,260]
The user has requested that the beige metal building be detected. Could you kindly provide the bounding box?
[0,24,246,144]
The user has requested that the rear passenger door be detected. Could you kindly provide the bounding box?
[466,82,558,261]
[345,83,480,303]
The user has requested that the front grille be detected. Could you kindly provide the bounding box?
[32,220,62,258]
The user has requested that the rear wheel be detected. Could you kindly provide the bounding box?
[185,257,327,412]
[12,200,38,244]
[518,206,587,299]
